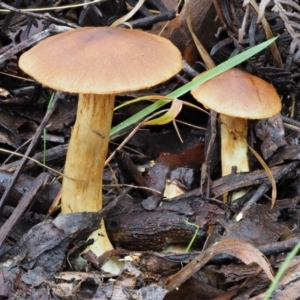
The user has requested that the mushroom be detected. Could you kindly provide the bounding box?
[19,26,182,273]
[191,68,281,201]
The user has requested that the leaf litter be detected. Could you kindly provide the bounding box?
[0,0,300,299]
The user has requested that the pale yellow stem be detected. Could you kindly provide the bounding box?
[220,115,249,201]
[61,93,122,274]
[61,93,114,213]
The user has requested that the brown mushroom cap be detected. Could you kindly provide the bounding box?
[19,27,182,94]
[191,68,282,119]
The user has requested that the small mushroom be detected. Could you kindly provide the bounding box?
[191,68,281,201]
[19,26,182,273]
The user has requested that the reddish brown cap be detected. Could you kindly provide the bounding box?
[19,27,182,94]
[191,68,281,119]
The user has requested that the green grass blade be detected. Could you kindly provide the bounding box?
[110,37,277,137]
[183,220,200,252]
[263,240,300,300]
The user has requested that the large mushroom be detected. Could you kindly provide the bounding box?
[19,26,182,273]
[191,68,281,201]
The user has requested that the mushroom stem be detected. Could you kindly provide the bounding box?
[220,114,249,201]
[61,93,114,213]
[61,93,122,273]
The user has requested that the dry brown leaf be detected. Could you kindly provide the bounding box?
[246,144,277,209]
[145,99,183,126]
[250,0,283,68]
[110,0,145,27]
[151,0,218,65]
[257,0,271,22]
[165,238,274,291]
[185,0,215,69]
